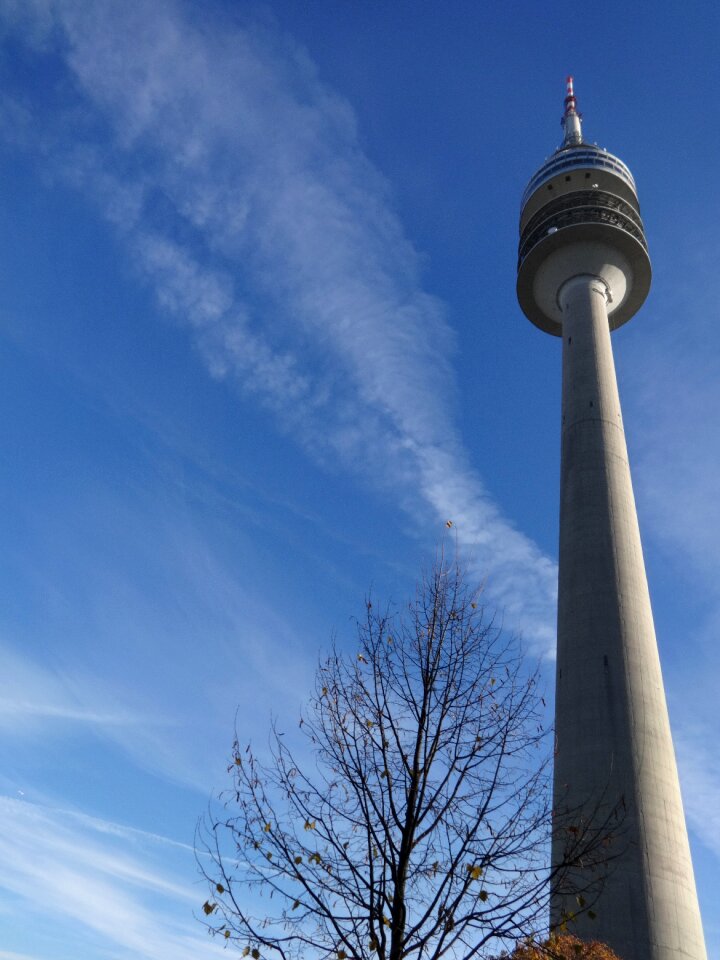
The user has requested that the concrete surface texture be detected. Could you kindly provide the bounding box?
[551,273,707,960]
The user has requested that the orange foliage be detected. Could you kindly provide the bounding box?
[501,934,622,960]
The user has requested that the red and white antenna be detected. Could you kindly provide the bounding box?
[564,75,577,116]
[561,75,583,145]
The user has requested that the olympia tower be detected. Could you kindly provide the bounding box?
[516,79,707,960]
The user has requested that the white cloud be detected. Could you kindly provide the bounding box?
[675,729,720,862]
[0,470,318,787]
[0,644,150,733]
[0,795,226,960]
[0,0,557,646]
[0,953,48,960]
[628,337,720,592]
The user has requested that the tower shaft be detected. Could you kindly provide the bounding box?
[552,275,707,959]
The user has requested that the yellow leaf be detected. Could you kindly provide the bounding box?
[294,855,303,864]
[252,950,260,959]
[467,865,482,880]
[202,901,216,915]
[264,822,271,832]
[224,929,230,939]
[216,883,225,894]
[304,820,316,831]
[243,948,250,956]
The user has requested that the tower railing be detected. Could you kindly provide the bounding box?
[518,189,648,267]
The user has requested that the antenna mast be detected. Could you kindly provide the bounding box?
[562,75,583,145]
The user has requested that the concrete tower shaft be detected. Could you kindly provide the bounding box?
[517,82,707,960]
[554,276,706,959]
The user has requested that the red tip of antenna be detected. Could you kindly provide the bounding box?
[564,75,577,116]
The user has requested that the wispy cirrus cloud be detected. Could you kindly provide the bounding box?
[0,469,317,787]
[0,0,556,646]
[0,953,46,960]
[0,644,153,732]
[674,729,720,862]
[0,795,225,960]
[628,326,720,594]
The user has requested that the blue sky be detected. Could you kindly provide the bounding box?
[0,1,718,957]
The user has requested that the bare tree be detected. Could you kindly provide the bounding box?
[198,558,618,959]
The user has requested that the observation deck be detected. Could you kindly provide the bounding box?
[517,79,651,336]
[520,145,637,211]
